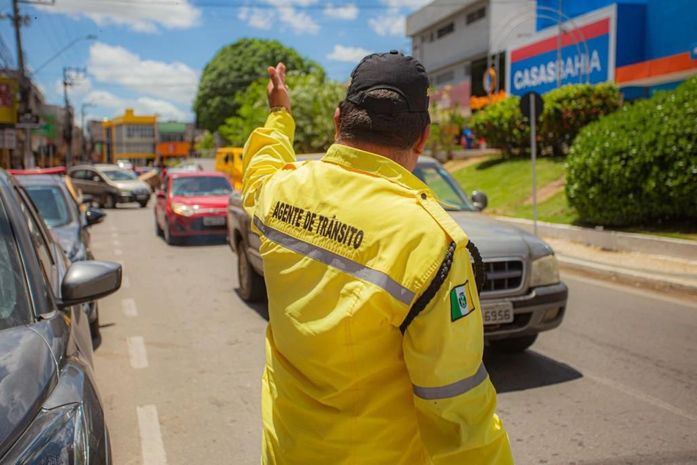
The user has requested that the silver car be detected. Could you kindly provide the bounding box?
[227,156,568,353]
[69,164,152,208]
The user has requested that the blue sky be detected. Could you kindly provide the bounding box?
[1,0,429,123]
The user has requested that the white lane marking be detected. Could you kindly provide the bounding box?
[586,373,697,422]
[121,298,138,317]
[123,276,131,289]
[136,405,168,465]
[563,272,697,310]
[112,239,121,247]
[127,336,148,369]
[113,248,123,256]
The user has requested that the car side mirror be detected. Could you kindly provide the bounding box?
[92,175,101,182]
[60,261,122,308]
[472,191,488,211]
[85,207,106,226]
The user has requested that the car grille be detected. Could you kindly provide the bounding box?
[481,259,524,294]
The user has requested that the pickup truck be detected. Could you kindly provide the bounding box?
[227,156,568,353]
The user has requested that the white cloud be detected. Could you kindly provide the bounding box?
[87,42,198,105]
[37,0,201,33]
[134,97,187,121]
[324,3,359,20]
[238,0,320,34]
[369,9,406,36]
[237,7,273,30]
[84,90,187,121]
[327,45,372,63]
[382,0,430,8]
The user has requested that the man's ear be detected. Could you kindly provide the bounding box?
[414,124,430,154]
[333,107,341,142]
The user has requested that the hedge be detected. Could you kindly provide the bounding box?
[566,76,697,226]
[470,83,622,157]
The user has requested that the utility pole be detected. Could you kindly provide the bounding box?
[10,0,33,168]
[63,66,85,167]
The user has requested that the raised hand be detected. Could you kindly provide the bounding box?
[267,62,291,113]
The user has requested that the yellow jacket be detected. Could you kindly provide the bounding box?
[243,110,513,465]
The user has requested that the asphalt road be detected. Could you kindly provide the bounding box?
[90,203,697,465]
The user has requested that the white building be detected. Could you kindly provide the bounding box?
[406,0,536,111]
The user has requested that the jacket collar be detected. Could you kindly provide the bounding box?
[321,143,429,192]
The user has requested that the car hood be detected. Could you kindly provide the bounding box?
[447,211,554,259]
[112,180,150,191]
[49,222,80,256]
[0,326,56,457]
[170,195,229,209]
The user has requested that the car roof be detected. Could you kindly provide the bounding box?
[169,170,226,179]
[14,174,66,187]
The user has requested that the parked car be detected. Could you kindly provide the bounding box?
[0,168,120,464]
[11,169,106,347]
[227,156,568,353]
[154,171,232,245]
[68,164,152,208]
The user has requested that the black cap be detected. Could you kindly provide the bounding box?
[346,50,430,114]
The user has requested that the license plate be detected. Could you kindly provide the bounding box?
[203,216,225,226]
[136,194,149,200]
[482,302,514,325]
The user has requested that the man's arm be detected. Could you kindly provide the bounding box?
[241,62,295,219]
[402,241,514,465]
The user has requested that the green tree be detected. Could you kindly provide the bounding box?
[219,72,346,153]
[194,38,323,132]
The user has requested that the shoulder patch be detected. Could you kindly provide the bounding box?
[450,282,472,322]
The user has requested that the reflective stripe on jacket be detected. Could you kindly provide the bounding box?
[242,110,513,465]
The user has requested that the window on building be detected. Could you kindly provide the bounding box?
[437,22,454,39]
[466,6,486,25]
[435,70,455,86]
[464,63,472,78]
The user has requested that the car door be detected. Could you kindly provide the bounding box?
[155,175,169,227]
[13,184,94,365]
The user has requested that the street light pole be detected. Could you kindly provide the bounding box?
[11,0,33,168]
[63,67,85,167]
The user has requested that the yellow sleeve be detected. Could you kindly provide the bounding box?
[402,242,514,465]
[241,110,296,221]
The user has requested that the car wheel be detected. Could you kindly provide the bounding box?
[102,194,116,209]
[237,242,265,302]
[164,219,178,245]
[155,216,163,237]
[488,334,538,353]
[139,200,149,208]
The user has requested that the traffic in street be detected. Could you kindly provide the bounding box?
[90,198,697,465]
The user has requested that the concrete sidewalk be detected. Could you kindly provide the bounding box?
[494,217,697,296]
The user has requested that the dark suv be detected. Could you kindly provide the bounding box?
[0,169,121,464]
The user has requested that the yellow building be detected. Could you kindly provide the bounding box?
[102,108,157,164]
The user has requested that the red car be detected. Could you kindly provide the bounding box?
[154,171,232,245]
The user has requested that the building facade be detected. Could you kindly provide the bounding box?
[156,121,192,160]
[406,0,536,111]
[101,109,157,165]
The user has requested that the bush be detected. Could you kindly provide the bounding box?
[566,76,697,226]
[470,96,528,156]
[540,83,621,156]
[470,83,621,157]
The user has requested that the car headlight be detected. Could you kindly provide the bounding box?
[172,202,196,217]
[3,403,89,464]
[529,255,560,287]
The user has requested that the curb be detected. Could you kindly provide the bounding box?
[557,255,697,298]
[495,216,697,261]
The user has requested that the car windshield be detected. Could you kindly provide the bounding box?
[413,164,477,212]
[102,169,137,181]
[0,199,32,330]
[23,185,74,228]
[171,176,232,197]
